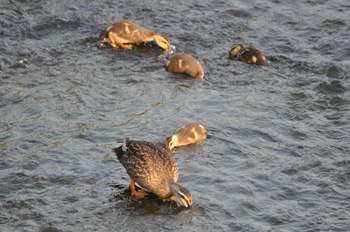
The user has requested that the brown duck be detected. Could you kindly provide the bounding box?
[166,123,208,150]
[112,139,192,208]
[230,44,268,66]
[99,20,171,51]
[166,53,204,78]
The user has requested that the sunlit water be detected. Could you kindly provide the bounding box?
[1,0,349,231]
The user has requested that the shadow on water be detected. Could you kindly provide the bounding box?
[110,184,204,216]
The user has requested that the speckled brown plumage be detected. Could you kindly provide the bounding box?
[113,139,192,208]
[112,139,192,207]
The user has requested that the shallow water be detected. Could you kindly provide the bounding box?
[1,0,350,231]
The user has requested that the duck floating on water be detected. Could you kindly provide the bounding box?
[112,138,192,208]
[166,53,204,79]
[230,44,268,66]
[99,21,171,51]
[166,123,208,150]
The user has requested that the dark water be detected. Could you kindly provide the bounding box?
[1,0,350,231]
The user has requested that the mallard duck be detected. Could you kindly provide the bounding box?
[166,53,204,79]
[230,44,268,66]
[99,21,171,51]
[112,139,192,208]
[166,123,208,150]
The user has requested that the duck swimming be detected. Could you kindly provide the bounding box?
[99,21,171,51]
[112,139,192,208]
[166,123,208,150]
[166,53,204,79]
[230,44,268,66]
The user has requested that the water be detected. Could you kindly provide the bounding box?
[1,0,349,231]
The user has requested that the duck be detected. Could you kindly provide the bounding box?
[229,44,268,66]
[166,123,208,150]
[112,138,192,208]
[98,20,171,51]
[166,53,204,79]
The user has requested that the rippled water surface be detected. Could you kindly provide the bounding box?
[1,0,350,231]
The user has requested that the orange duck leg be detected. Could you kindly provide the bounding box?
[130,179,149,198]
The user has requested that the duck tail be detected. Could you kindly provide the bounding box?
[112,145,124,161]
[112,138,131,161]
